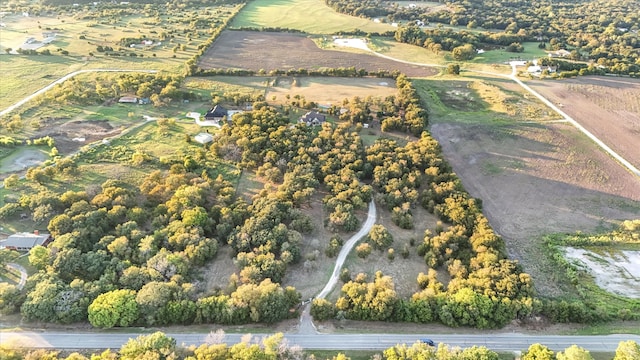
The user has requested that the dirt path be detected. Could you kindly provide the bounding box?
[6,263,27,290]
[0,69,158,118]
[316,200,377,300]
[505,63,640,178]
[296,199,377,333]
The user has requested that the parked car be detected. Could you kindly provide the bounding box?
[420,338,436,346]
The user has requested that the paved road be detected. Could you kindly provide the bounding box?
[2,331,639,352]
[0,69,158,118]
[316,200,377,300]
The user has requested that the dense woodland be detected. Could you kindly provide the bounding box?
[1,0,638,333]
[0,70,539,329]
[326,0,640,75]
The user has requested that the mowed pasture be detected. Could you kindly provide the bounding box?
[526,76,640,170]
[417,76,640,297]
[199,31,438,77]
[230,0,394,34]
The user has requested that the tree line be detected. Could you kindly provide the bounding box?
[1,331,638,360]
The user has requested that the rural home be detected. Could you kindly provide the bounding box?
[299,111,326,126]
[1,231,52,252]
[204,105,228,122]
[194,133,213,144]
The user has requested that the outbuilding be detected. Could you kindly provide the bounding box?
[1,231,52,252]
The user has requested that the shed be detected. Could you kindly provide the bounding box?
[194,133,213,144]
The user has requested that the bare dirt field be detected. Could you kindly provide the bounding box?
[267,77,397,107]
[0,119,121,180]
[526,76,640,170]
[430,121,640,297]
[45,119,121,154]
[199,31,438,77]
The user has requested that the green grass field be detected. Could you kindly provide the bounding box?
[472,42,548,64]
[368,37,537,75]
[230,0,395,34]
[412,75,561,124]
[0,5,241,110]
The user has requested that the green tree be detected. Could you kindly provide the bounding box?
[614,340,640,360]
[0,283,23,314]
[447,64,461,75]
[119,332,176,360]
[367,224,394,250]
[28,245,50,270]
[452,44,476,61]
[556,345,593,360]
[89,289,139,328]
[522,343,556,360]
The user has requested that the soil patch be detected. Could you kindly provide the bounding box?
[430,121,640,297]
[564,247,640,298]
[526,76,640,169]
[46,119,121,155]
[199,31,438,77]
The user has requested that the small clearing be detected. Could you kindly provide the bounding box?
[564,248,640,298]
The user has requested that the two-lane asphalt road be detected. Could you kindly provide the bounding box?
[2,331,639,352]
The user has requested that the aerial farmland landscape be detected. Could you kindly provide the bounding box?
[1,0,639,359]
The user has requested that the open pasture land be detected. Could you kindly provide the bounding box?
[267,77,397,106]
[0,4,240,109]
[416,77,640,297]
[526,76,640,170]
[231,0,394,34]
[198,31,438,77]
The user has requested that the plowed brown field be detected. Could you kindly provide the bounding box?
[198,31,438,77]
[527,76,640,169]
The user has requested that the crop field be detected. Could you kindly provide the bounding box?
[526,76,640,170]
[230,0,394,34]
[416,76,640,297]
[199,31,438,77]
